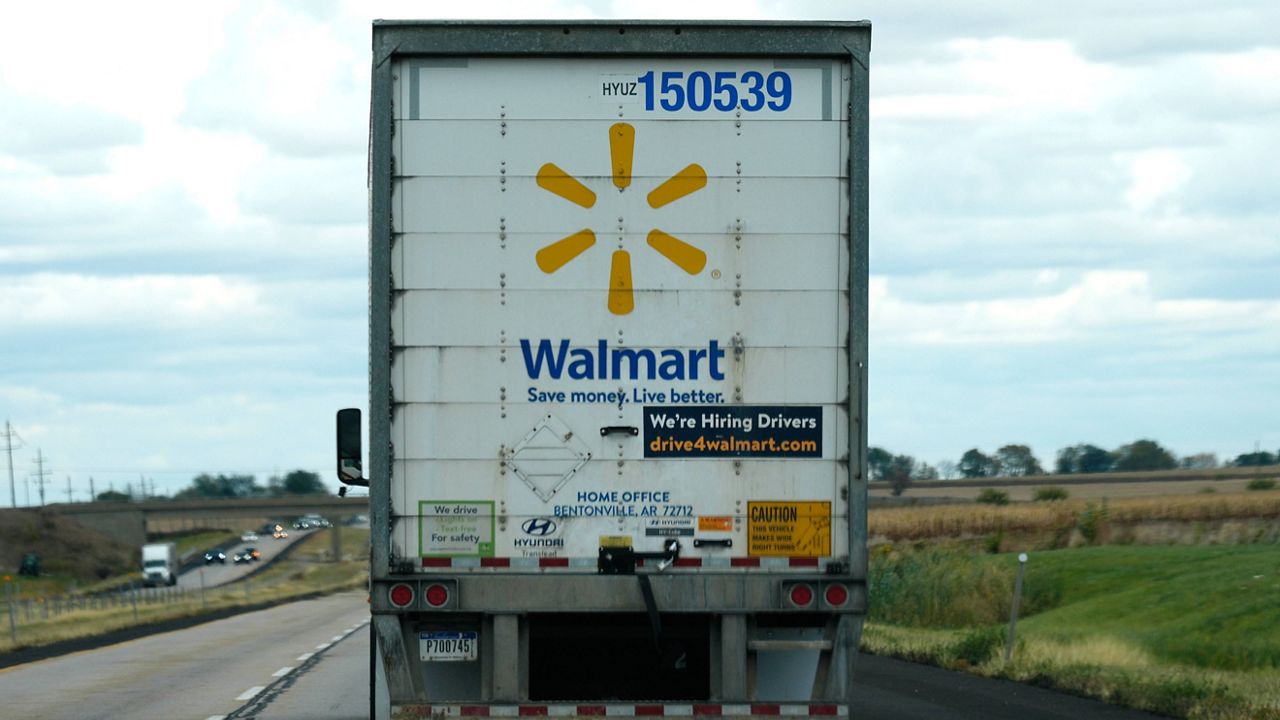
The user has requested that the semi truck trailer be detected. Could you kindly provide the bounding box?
[339,19,871,717]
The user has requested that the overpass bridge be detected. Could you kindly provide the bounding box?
[46,496,371,547]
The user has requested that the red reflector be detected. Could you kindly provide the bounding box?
[388,583,414,608]
[425,583,449,608]
[481,557,511,567]
[731,557,761,567]
[824,583,849,607]
[789,583,814,607]
[422,557,451,567]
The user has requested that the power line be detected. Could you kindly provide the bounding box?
[2,419,22,508]
[31,449,51,506]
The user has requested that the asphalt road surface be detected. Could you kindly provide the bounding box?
[0,591,368,720]
[0,592,1170,719]
[179,528,315,590]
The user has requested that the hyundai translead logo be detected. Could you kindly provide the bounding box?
[535,122,708,315]
[520,518,558,536]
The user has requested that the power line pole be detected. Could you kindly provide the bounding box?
[2,420,21,508]
[31,449,51,506]
[65,475,73,503]
[89,476,96,502]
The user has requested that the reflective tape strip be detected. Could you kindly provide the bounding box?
[402,705,847,717]
[415,557,835,570]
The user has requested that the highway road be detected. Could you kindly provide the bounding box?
[178,528,317,590]
[0,591,1168,719]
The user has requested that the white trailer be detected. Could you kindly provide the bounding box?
[339,19,871,717]
[140,542,177,587]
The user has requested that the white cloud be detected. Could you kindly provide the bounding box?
[873,38,1115,120]
[1122,149,1193,213]
[872,270,1280,347]
[5,273,265,328]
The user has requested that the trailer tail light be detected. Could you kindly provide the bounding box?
[784,582,815,608]
[388,583,414,608]
[425,583,450,608]
[823,583,849,608]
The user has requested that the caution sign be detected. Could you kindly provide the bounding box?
[747,501,831,557]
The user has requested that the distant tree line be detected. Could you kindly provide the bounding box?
[93,470,328,502]
[868,440,1278,495]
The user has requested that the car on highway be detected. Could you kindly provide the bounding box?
[233,549,253,564]
[203,549,226,565]
[241,530,259,542]
[246,546,261,561]
[272,524,288,539]
[293,514,331,530]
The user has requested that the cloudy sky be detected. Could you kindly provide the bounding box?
[1,1,1277,503]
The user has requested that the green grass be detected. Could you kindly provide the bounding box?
[865,544,1280,718]
[168,529,241,559]
[1017,545,1280,670]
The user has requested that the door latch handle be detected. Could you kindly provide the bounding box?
[600,426,639,437]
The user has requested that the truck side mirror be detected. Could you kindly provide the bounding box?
[336,408,368,486]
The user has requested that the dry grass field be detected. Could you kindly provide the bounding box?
[870,465,1280,503]
[869,491,1280,547]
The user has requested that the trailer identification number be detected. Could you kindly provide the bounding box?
[636,70,792,112]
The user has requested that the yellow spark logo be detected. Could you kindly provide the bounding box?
[535,122,707,315]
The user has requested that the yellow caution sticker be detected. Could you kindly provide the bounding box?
[747,501,831,557]
[698,516,734,532]
[598,535,633,549]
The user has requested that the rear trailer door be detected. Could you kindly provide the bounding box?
[386,49,856,574]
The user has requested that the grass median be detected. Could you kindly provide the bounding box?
[1,527,370,654]
[864,544,1280,719]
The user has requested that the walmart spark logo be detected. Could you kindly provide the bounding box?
[535,122,707,315]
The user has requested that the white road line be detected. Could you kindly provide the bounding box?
[296,652,314,661]
[236,686,265,701]
[330,635,343,642]
[206,716,227,720]
[272,666,294,677]
[315,642,331,650]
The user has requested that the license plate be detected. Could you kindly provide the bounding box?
[420,631,478,662]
